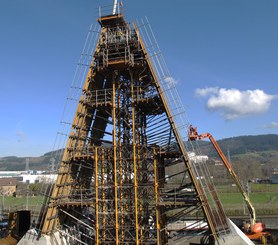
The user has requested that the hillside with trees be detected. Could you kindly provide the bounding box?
[195,134,278,157]
[0,135,277,182]
[189,134,278,183]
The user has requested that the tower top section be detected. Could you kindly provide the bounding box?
[98,1,125,27]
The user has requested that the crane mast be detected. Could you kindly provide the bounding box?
[112,0,118,15]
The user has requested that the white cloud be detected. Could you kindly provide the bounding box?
[195,87,277,120]
[16,131,26,142]
[164,76,178,86]
[195,87,219,97]
[264,122,278,129]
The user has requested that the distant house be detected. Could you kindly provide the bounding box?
[270,172,278,184]
[0,178,17,196]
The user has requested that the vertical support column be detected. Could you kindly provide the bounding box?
[153,147,160,244]
[119,141,124,242]
[117,81,125,242]
[131,71,139,244]
[95,147,99,245]
[101,148,106,241]
[137,148,143,240]
[112,75,119,244]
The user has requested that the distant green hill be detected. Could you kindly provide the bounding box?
[0,134,277,172]
[188,134,278,182]
[190,134,278,157]
[0,155,51,171]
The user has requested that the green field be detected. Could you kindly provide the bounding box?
[2,196,44,211]
[219,192,278,204]
[217,183,278,215]
[2,183,278,216]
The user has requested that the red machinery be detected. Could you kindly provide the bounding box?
[188,125,272,242]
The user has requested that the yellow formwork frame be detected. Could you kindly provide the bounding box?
[112,77,119,244]
[95,147,99,245]
[130,71,139,244]
[153,148,161,244]
[133,23,219,242]
[41,27,105,234]
[41,78,90,234]
[117,81,125,242]
[101,148,106,241]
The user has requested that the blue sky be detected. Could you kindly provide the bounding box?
[0,0,277,157]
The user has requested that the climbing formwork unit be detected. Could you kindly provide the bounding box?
[33,5,233,245]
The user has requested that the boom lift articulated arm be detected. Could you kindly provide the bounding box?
[188,125,256,226]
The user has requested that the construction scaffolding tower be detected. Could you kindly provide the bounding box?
[30,4,232,245]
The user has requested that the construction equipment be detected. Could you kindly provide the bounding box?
[27,6,232,244]
[17,2,256,244]
[188,125,270,241]
[0,210,30,244]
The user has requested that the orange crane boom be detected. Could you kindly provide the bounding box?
[188,125,256,226]
[188,126,276,242]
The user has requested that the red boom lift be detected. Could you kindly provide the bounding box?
[188,125,272,243]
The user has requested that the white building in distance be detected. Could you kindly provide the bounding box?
[0,171,57,184]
